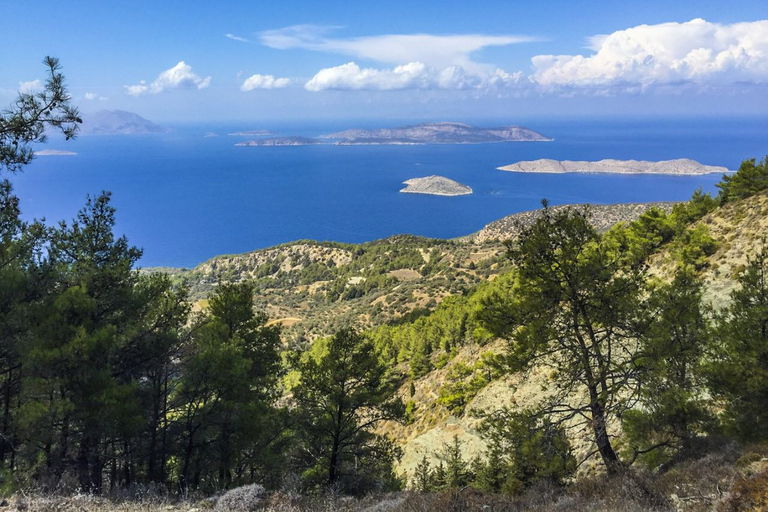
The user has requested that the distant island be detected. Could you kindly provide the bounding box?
[498,158,729,175]
[80,110,170,135]
[228,129,272,136]
[34,149,77,156]
[324,122,551,145]
[232,122,551,147]
[235,136,321,147]
[400,175,473,196]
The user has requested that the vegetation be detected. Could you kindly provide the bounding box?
[3,57,768,510]
[290,328,403,494]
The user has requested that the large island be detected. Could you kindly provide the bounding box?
[80,110,170,135]
[324,122,551,145]
[400,175,473,196]
[498,158,729,175]
[236,122,551,147]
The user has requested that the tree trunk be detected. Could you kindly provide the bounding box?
[589,399,622,474]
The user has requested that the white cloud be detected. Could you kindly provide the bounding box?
[261,25,538,72]
[531,18,768,90]
[304,61,523,92]
[84,92,108,101]
[226,33,250,43]
[125,61,212,96]
[18,79,41,93]
[241,74,291,90]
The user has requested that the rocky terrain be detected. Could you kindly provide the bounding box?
[462,202,677,243]
[322,122,552,144]
[80,110,170,135]
[235,136,321,147]
[400,175,472,196]
[152,201,680,343]
[498,158,729,175]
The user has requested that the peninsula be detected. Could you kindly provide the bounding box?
[498,158,729,175]
[400,175,473,196]
[323,122,552,145]
[235,136,321,147]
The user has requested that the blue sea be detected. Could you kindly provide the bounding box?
[14,117,767,268]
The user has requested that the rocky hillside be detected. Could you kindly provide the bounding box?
[651,189,768,305]
[390,191,768,480]
[152,201,678,343]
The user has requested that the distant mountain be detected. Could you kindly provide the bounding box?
[80,110,170,135]
[322,122,552,145]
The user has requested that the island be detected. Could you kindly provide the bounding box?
[323,122,551,145]
[80,110,170,135]
[498,158,729,175]
[228,129,272,136]
[399,175,473,196]
[235,136,321,147]
[34,149,77,156]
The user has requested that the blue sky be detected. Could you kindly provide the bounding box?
[2,0,768,122]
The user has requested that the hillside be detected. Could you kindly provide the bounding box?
[154,201,677,343]
[388,190,768,480]
[650,189,768,305]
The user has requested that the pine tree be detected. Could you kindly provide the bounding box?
[292,328,403,494]
[708,243,768,441]
[624,267,713,465]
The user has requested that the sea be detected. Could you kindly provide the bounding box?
[13,117,767,268]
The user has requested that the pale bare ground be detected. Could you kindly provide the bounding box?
[266,317,302,328]
[387,269,422,281]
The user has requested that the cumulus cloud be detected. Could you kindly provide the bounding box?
[531,18,768,90]
[261,25,537,72]
[226,33,250,43]
[125,61,212,96]
[18,80,41,93]
[304,62,523,92]
[84,92,108,101]
[241,74,291,90]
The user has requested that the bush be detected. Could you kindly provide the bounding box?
[216,484,267,511]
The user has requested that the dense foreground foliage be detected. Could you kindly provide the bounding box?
[3,58,768,508]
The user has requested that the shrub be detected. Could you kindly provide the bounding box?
[216,484,266,511]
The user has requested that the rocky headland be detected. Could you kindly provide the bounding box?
[498,158,729,175]
[400,176,473,196]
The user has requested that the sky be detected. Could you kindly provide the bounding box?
[2,0,768,122]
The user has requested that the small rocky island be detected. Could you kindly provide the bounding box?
[235,137,321,147]
[400,176,473,196]
[325,122,551,145]
[498,158,729,175]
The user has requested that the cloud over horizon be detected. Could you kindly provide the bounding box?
[125,61,212,96]
[304,62,523,92]
[531,18,768,91]
[261,25,538,72]
[241,74,291,90]
[18,80,41,94]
